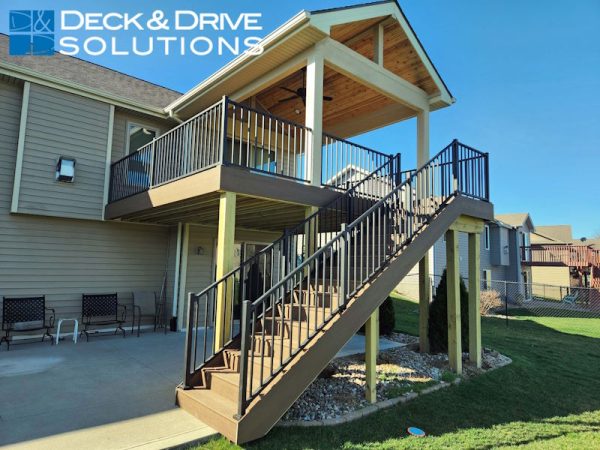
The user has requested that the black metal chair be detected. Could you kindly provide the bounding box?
[131,291,167,337]
[81,293,127,341]
[1,296,55,350]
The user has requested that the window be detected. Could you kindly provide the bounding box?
[483,269,492,289]
[126,122,158,155]
[484,225,490,250]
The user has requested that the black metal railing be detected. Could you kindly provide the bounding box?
[232,140,489,416]
[321,133,393,189]
[109,97,313,203]
[183,153,402,388]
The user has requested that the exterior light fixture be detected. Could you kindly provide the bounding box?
[196,246,205,256]
[56,157,76,183]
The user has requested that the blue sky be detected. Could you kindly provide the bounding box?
[3,0,600,237]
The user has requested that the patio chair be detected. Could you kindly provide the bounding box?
[131,291,167,337]
[81,293,127,341]
[1,296,55,350]
[562,291,579,305]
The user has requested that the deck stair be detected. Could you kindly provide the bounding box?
[177,140,491,443]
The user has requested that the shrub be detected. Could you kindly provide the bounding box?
[379,296,396,336]
[480,289,502,315]
[359,296,396,336]
[428,269,470,353]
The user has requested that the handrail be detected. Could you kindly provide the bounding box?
[183,151,401,388]
[322,132,393,188]
[235,140,489,415]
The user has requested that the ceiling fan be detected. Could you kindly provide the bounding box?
[278,68,333,106]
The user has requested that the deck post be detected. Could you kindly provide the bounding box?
[468,232,482,368]
[214,191,237,350]
[417,104,431,353]
[305,53,324,186]
[418,256,431,353]
[365,307,379,403]
[176,223,190,331]
[445,229,462,374]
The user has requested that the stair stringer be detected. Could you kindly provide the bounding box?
[236,196,494,443]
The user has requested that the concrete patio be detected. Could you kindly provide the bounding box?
[0,330,402,449]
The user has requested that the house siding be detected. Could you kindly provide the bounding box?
[0,80,171,331]
[530,266,571,300]
[17,83,110,220]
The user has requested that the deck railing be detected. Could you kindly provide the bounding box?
[522,245,600,267]
[232,141,489,416]
[109,97,312,203]
[321,133,393,189]
[183,153,402,388]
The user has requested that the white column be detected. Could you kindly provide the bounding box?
[305,53,324,186]
[416,106,430,167]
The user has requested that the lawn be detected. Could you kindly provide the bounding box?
[196,293,600,449]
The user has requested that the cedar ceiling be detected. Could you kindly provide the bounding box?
[331,17,439,95]
[254,66,397,133]
[249,16,438,137]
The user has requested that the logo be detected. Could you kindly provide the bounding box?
[9,10,55,56]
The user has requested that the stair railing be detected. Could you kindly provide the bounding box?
[183,152,402,388]
[236,140,489,416]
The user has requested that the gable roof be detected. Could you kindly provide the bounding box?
[309,0,453,100]
[535,225,573,243]
[531,231,566,245]
[495,213,534,230]
[0,34,180,115]
[166,0,453,117]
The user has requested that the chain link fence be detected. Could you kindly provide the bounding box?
[396,274,600,324]
[483,279,600,322]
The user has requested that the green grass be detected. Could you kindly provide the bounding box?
[196,293,600,449]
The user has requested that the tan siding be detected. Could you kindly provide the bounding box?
[0,80,170,332]
[531,266,571,300]
[18,83,110,220]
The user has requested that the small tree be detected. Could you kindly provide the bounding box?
[428,269,470,353]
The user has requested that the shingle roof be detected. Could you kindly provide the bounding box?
[535,225,573,243]
[495,213,531,228]
[0,34,182,109]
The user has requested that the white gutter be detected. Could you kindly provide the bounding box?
[165,10,311,115]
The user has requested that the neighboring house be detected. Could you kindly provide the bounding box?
[0,1,494,443]
[525,224,600,292]
[428,213,534,299]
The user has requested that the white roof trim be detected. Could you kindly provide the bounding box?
[310,1,453,105]
[165,11,311,114]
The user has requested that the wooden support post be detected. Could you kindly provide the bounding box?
[176,223,190,331]
[365,308,379,403]
[214,192,236,350]
[305,53,324,186]
[445,229,462,375]
[419,256,430,353]
[468,232,482,368]
[373,24,384,66]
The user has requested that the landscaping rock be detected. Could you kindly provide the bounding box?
[280,332,511,424]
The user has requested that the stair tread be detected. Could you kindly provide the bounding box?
[178,388,238,420]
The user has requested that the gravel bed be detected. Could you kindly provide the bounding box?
[281,332,511,423]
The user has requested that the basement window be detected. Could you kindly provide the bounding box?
[484,225,490,250]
